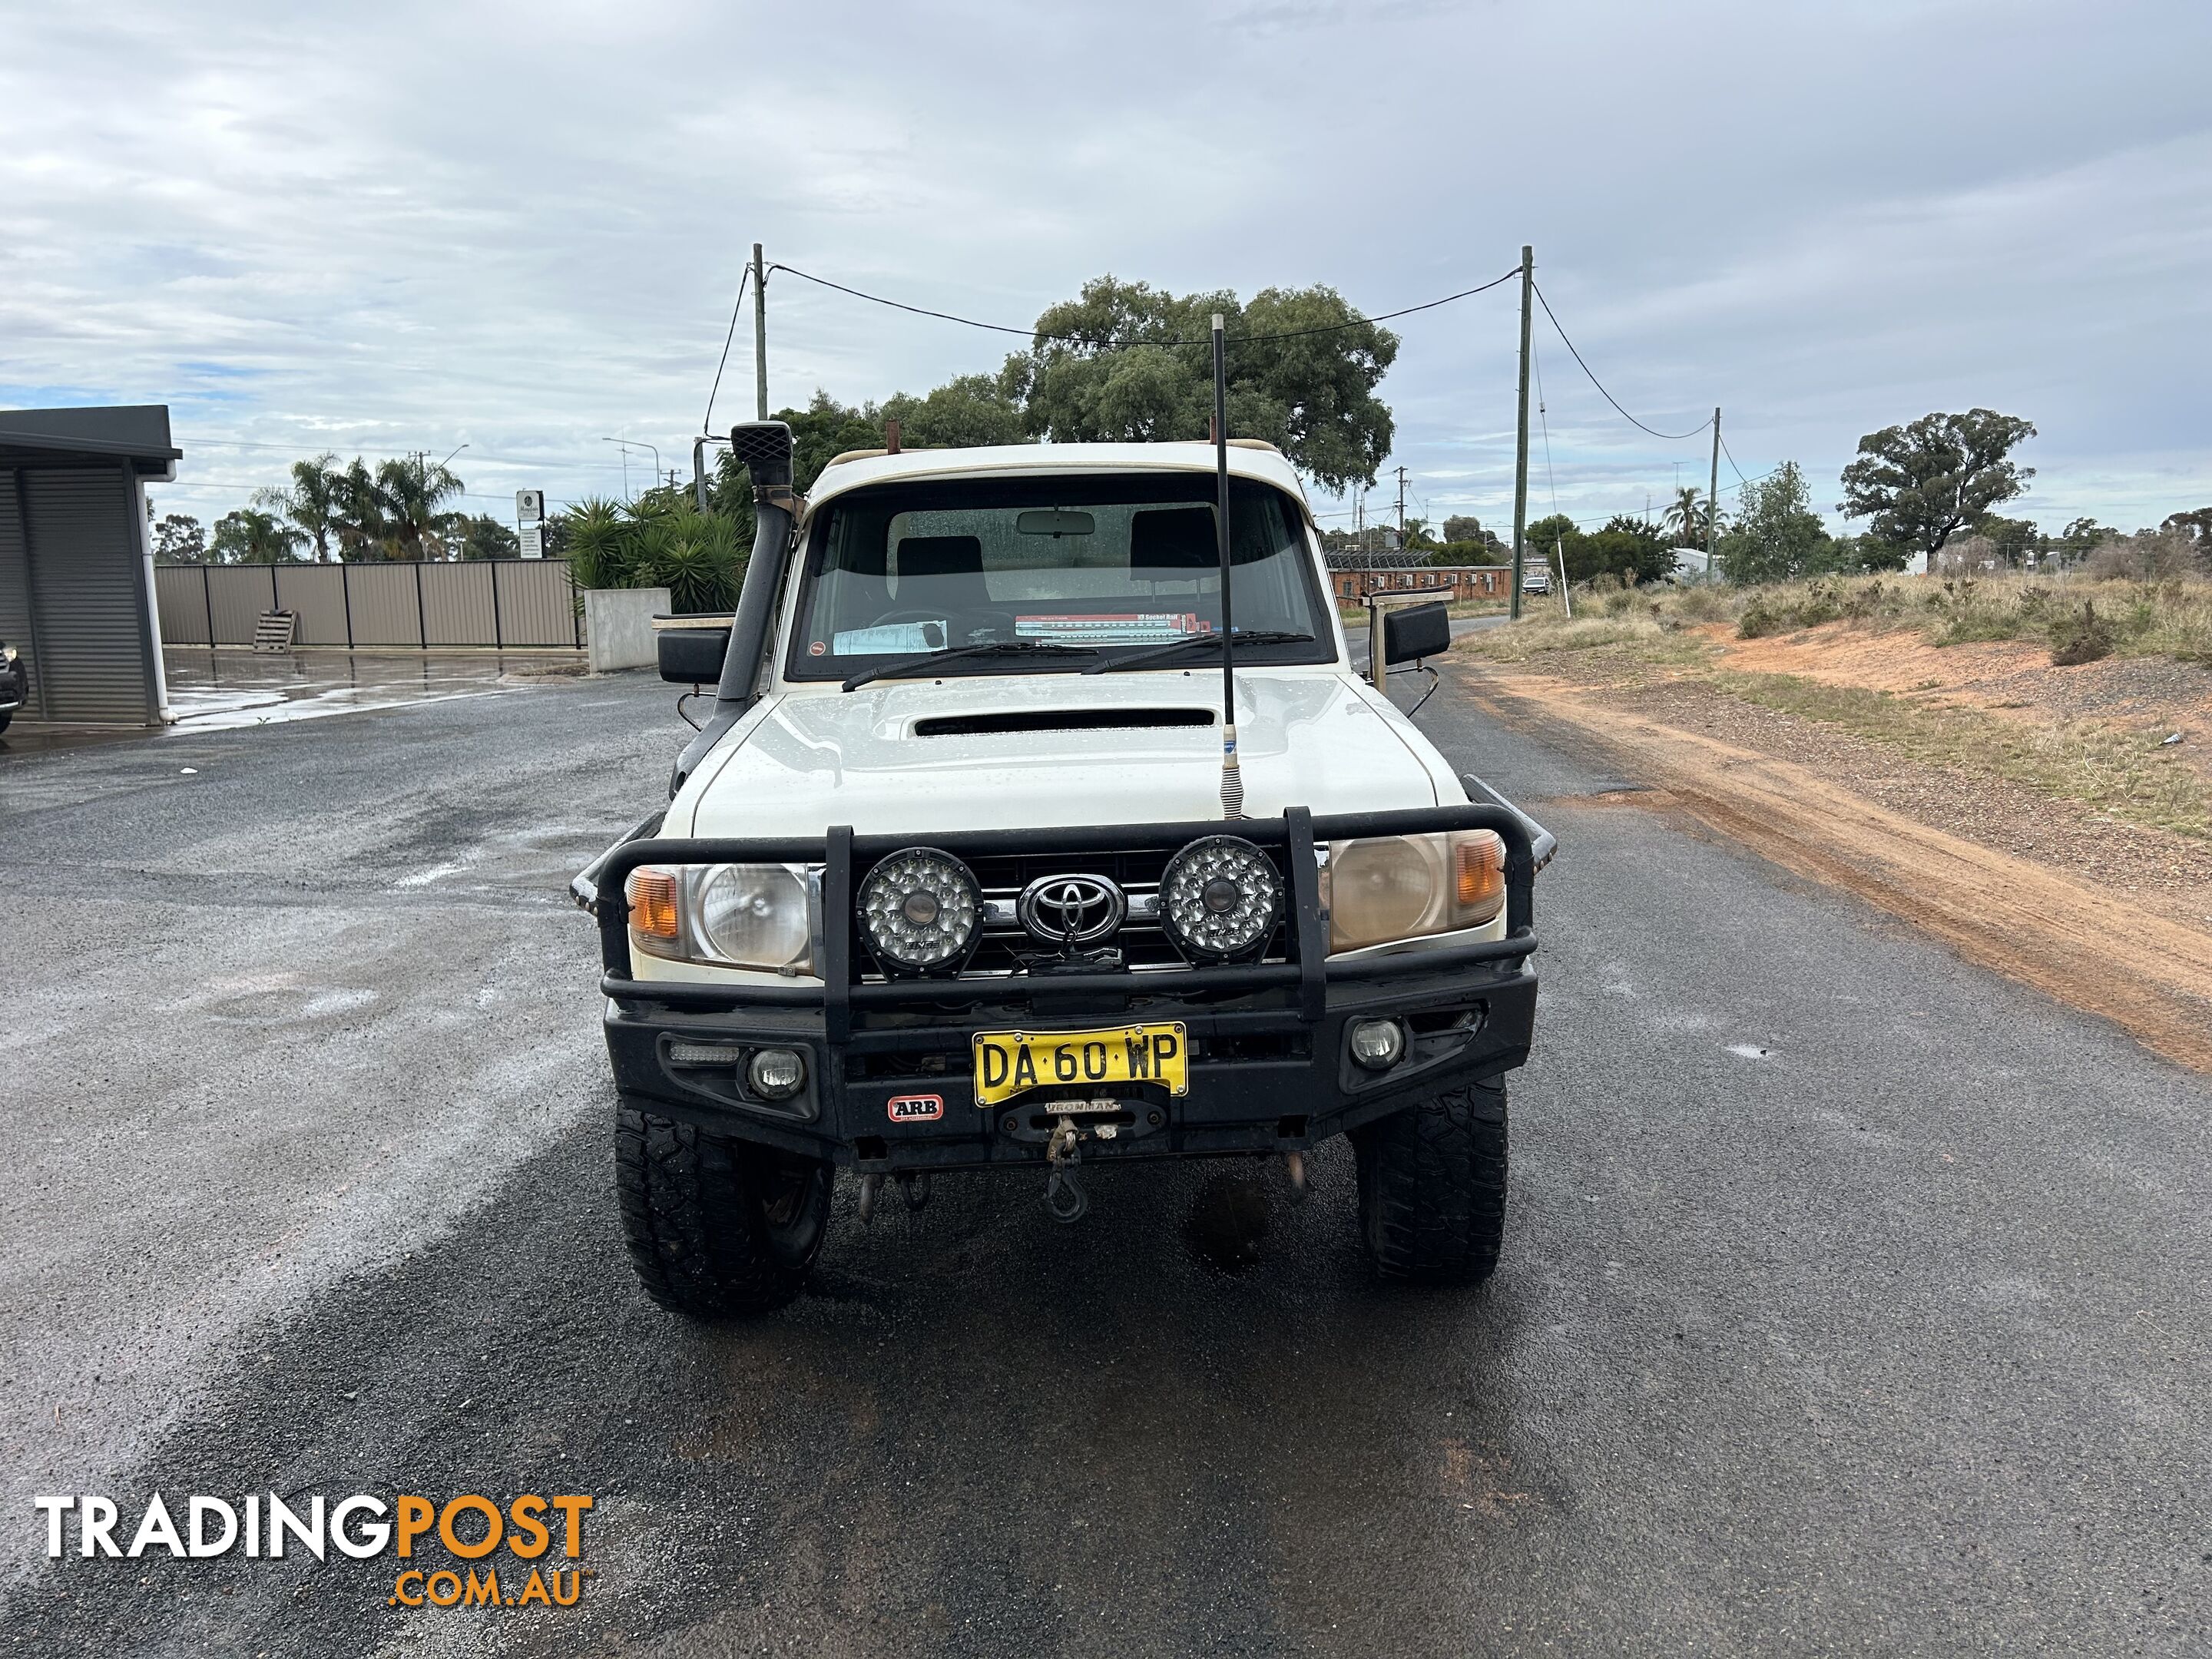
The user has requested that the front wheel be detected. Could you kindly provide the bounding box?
[614,1103,833,1317]
[1351,1077,1508,1284]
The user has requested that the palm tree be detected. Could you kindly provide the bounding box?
[332,458,395,559]
[252,453,346,562]
[1662,485,1717,546]
[373,457,465,561]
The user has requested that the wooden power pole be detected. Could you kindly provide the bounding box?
[1511,245,1534,619]
[752,243,769,421]
[1707,407,1722,575]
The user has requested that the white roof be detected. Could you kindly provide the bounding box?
[801,441,1311,517]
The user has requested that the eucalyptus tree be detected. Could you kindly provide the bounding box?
[210,508,306,564]
[1014,277,1399,494]
[1838,409,2036,564]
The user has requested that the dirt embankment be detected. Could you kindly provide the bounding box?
[1456,656,2212,1075]
[1707,624,2212,786]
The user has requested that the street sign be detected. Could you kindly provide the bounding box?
[518,523,545,559]
[515,489,545,523]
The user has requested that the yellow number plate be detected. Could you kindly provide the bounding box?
[972,1022,1188,1107]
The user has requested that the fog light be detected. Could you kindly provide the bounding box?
[747,1047,807,1099]
[1349,1018,1406,1071]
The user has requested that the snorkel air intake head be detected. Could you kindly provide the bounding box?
[729,420,795,495]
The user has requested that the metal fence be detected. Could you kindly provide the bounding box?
[154,559,581,650]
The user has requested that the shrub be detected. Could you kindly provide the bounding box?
[2048,601,2114,666]
[2088,530,2204,582]
[560,496,746,611]
[1737,598,1789,639]
[1671,584,1734,623]
[1735,583,1839,637]
[1601,586,1654,616]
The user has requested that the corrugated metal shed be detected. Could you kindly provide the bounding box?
[0,405,179,727]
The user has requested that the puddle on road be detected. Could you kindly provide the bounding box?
[1181,1172,1274,1273]
[159,648,580,732]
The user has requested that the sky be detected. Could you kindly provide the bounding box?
[4,0,2210,540]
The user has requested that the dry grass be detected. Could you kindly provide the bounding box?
[1456,572,2212,840]
[1457,609,1706,664]
[1618,571,2212,666]
[1713,671,2211,839]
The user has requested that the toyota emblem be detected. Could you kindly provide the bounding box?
[1016,873,1126,946]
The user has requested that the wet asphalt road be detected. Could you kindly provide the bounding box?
[4,660,2210,1656]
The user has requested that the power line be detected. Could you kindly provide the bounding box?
[171,439,628,471]
[1719,430,1750,486]
[701,263,753,435]
[763,261,1522,348]
[1528,280,1714,442]
[1721,462,1780,495]
[1533,343,1563,528]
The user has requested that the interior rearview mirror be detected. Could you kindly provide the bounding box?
[1382,601,1452,666]
[1015,509,1095,538]
[658,627,730,685]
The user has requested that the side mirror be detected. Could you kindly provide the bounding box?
[658,628,730,685]
[1382,601,1451,665]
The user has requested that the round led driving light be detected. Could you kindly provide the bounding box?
[1160,835,1280,962]
[1348,1018,1406,1071]
[747,1047,807,1099]
[859,847,981,974]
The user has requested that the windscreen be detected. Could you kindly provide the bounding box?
[786,473,1329,676]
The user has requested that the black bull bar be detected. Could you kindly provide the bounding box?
[588,802,1541,1037]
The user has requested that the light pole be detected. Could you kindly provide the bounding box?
[601,439,659,503]
[419,443,468,558]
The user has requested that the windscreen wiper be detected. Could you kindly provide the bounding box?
[840,638,1094,692]
[1082,630,1315,674]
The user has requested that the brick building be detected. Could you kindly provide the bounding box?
[1325,563,1512,604]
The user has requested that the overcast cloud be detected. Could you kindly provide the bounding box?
[4,0,2209,536]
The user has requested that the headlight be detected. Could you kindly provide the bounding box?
[859,847,981,975]
[1160,835,1280,962]
[1323,830,1504,953]
[626,863,818,973]
[698,864,811,969]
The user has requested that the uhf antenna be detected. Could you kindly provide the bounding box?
[1213,313,1242,820]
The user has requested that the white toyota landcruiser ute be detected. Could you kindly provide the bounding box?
[575,420,1550,1315]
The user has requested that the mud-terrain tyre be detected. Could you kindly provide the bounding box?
[615,1103,833,1317]
[1351,1077,1508,1284]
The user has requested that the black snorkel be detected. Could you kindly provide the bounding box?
[670,419,796,793]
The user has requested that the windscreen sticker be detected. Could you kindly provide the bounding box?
[1014,613,1210,644]
[833,621,945,655]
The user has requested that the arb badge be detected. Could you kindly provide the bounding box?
[886,1094,944,1123]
